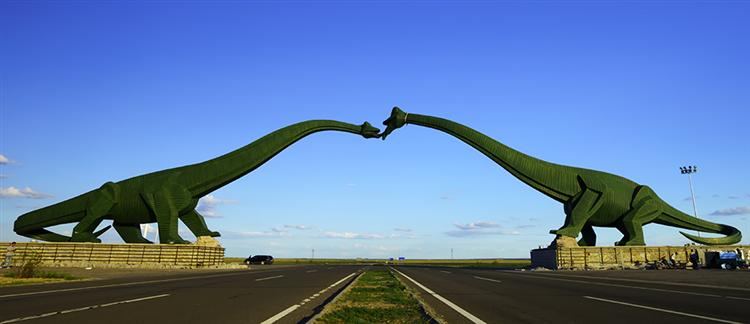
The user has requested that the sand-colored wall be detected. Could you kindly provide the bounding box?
[531,245,749,270]
[1,242,224,268]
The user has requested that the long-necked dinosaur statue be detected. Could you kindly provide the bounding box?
[15,120,381,244]
[380,107,741,246]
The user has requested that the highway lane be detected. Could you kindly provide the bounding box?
[392,266,750,324]
[0,265,363,324]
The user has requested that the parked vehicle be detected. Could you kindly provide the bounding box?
[244,255,274,265]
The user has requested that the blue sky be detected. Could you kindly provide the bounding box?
[1,1,748,258]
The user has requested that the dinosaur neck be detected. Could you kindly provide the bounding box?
[186,120,362,197]
[405,113,578,202]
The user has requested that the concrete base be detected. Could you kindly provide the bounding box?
[0,241,225,269]
[531,244,749,270]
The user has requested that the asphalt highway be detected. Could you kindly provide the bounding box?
[0,265,363,324]
[392,266,750,324]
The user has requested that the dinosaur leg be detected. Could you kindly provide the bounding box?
[578,224,596,246]
[142,188,190,244]
[616,202,660,246]
[71,191,114,243]
[551,188,604,238]
[113,222,153,243]
[180,210,220,237]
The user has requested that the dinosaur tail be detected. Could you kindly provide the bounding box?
[14,190,94,242]
[655,202,742,245]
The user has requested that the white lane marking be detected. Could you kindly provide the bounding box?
[306,270,318,273]
[391,268,486,324]
[474,276,502,284]
[0,270,278,299]
[505,271,750,292]
[504,272,722,298]
[255,275,284,282]
[0,294,169,324]
[583,296,742,324]
[260,305,299,324]
[260,272,358,324]
[440,270,452,274]
[726,296,750,301]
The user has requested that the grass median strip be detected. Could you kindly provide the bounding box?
[314,268,434,323]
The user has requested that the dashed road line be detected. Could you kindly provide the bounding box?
[506,271,750,292]
[260,272,358,324]
[583,296,742,324]
[306,270,318,273]
[440,270,452,274]
[392,268,486,324]
[260,305,299,324]
[0,270,277,299]
[255,275,284,282]
[500,275,746,299]
[474,276,502,284]
[0,294,169,324]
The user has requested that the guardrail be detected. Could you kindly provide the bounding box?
[0,242,224,268]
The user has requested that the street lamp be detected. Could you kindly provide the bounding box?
[679,165,700,237]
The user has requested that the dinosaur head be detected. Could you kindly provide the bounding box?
[359,122,381,139]
[380,106,408,140]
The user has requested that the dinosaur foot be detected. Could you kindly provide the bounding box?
[70,233,102,243]
[616,238,646,246]
[163,238,191,244]
[549,228,579,238]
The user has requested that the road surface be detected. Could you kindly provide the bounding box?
[392,266,750,324]
[0,265,362,324]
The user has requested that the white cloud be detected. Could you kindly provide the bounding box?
[0,186,52,199]
[284,224,311,230]
[453,221,499,230]
[222,230,284,238]
[393,227,412,232]
[0,154,9,164]
[447,220,518,237]
[445,230,520,237]
[388,233,418,239]
[322,231,384,239]
[710,206,750,216]
[196,194,235,218]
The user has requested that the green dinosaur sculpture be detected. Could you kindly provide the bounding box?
[380,107,741,246]
[14,120,381,244]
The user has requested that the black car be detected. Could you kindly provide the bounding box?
[244,255,274,265]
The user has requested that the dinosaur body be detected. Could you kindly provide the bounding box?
[381,107,741,246]
[15,120,381,244]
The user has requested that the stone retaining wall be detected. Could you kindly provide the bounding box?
[1,242,224,268]
[531,245,749,270]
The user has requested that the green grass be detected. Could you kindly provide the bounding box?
[3,271,77,280]
[224,257,529,268]
[315,269,433,324]
[397,258,530,268]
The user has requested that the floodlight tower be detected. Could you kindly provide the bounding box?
[680,165,700,237]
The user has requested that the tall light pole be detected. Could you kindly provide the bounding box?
[680,165,700,237]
